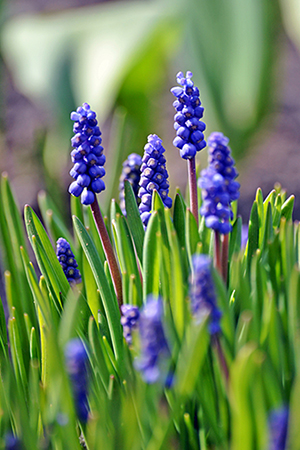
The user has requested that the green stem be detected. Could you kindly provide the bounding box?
[188,157,199,227]
[90,198,123,308]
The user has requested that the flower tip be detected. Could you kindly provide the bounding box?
[170,86,183,97]
[147,134,162,148]
[70,111,80,122]
[208,131,229,148]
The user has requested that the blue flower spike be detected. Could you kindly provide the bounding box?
[268,406,289,450]
[207,132,240,204]
[69,103,106,205]
[4,433,22,450]
[56,237,81,285]
[199,132,240,282]
[119,153,142,215]
[135,296,170,384]
[65,338,89,423]
[69,103,123,307]
[190,254,229,382]
[171,71,206,160]
[138,134,172,227]
[171,71,206,226]
[190,254,222,335]
[199,132,240,234]
[120,304,140,345]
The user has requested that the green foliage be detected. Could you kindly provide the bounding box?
[0,166,298,448]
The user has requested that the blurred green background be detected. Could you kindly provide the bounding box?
[1,0,300,222]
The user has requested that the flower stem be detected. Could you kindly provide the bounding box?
[221,233,229,284]
[90,198,123,308]
[188,157,199,227]
[214,231,222,275]
[213,334,229,385]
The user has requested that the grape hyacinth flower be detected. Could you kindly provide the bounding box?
[69,103,106,205]
[190,254,222,335]
[207,132,240,204]
[69,103,123,307]
[4,433,22,450]
[199,167,232,235]
[138,134,172,227]
[171,71,206,159]
[199,133,240,235]
[199,132,240,281]
[65,338,89,423]
[135,296,170,384]
[171,71,206,225]
[56,238,81,285]
[120,304,140,345]
[119,153,142,215]
[190,254,228,381]
[268,407,289,450]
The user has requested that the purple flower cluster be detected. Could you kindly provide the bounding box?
[120,304,140,345]
[69,103,106,205]
[171,71,206,159]
[56,238,81,285]
[190,254,222,335]
[138,134,172,227]
[134,296,170,384]
[4,433,22,450]
[268,407,289,450]
[65,338,89,423]
[199,132,240,235]
[119,153,142,215]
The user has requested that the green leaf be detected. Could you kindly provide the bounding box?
[21,247,54,328]
[88,316,110,392]
[0,295,8,362]
[246,200,259,275]
[24,205,70,304]
[111,213,142,305]
[173,191,186,250]
[0,174,34,321]
[273,193,282,228]
[29,327,39,361]
[186,208,200,267]
[230,344,264,450]
[228,216,242,261]
[142,211,161,300]
[261,201,273,252]
[8,315,28,398]
[72,215,123,362]
[124,180,144,264]
[164,208,187,338]
[58,288,91,348]
[255,188,264,248]
[82,252,102,321]
[281,194,295,221]
[175,316,209,396]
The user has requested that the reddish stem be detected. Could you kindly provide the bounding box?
[221,233,229,284]
[188,157,199,227]
[213,334,229,385]
[90,198,123,308]
[214,231,222,275]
